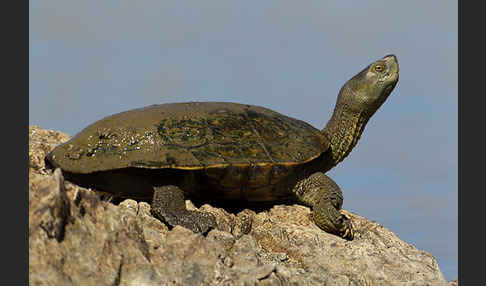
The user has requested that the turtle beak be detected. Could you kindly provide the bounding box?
[382,54,399,74]
[379,54,399,85]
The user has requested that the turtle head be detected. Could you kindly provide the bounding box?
[336,54,399,117]
[321,55,399,167]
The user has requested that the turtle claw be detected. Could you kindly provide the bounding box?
[338,214,354,240]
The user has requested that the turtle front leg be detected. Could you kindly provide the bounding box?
[150,185,216,234]
[293,172,354,240]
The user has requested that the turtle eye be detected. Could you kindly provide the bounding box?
[373,64,385,72]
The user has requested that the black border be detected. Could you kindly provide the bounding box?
[12,0,28,284]
[24,1,29,285]
[459,1,481,284]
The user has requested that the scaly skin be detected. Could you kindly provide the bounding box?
[294,54,399,240]
[293,172,353,239]
[151,185,216,234]
[323,54,399,167]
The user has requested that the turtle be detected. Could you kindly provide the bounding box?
[45,54,399,240]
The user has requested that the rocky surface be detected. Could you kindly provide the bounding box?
[448,279,458,286]
[29,126,452,286]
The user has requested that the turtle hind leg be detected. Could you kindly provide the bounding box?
[294,172,354,240]
[150,185,216,234]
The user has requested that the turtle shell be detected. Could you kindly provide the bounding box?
[47,102,330,200]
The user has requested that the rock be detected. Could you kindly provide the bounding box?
[448,278,458,286]
[29,126,71,176]
[29,126,449,285]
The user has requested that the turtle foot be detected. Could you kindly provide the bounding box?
[337,214,354,240]
[150,185,216,234]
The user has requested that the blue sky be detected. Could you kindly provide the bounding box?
[29,1,457,280]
